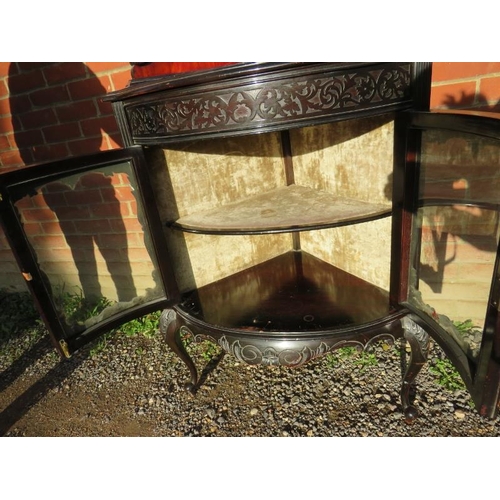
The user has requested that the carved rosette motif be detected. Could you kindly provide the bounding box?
[127,64,411,139]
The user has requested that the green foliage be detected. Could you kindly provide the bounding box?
[453,319,477,334]
[326,346,378,371]
[118,310,161,339]
[89,332,114,357]
[429,356,466,391]
[353,351,378,371]
[180,328,219,362]
[56,288,113,327]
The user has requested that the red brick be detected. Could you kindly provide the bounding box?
[22,207,58,222]
[12,128,44,149]
[0,134,10,150]
[97,233,130,249]
[0,79,8,99]
[110,217,145,232]
[98,185,120,203]
[7,70,47,94]
[0,115,14,134]
[45,181,74,193]
[65,188,103,206]
[37,247,84,262]
[19,108,58,130]
[114,186,138,202]
[7,93,31,114]
[129,200,138,217]
[85,62,131,74]
[80,115,119,136]
[17,63,53,73]
[90,201,130,218]
[474,102,500,113]
[32,234,68,248]
[40,191,67,208]
[0,148,23,166]
[67,77,110,100]
[0,62,13,76]
[127,248,151,262]
[21,222,43,237]
[55,205,91,221]
[29,84,71,107]
[67,137,105,156]
[77,172,110,188]
[42,63,88,84]
[105,132,124,149]
[31,143,70,163]
[110,70,132,91]
[432,62,500,82]
[478,77,500,105]
[0,96,10,115]
[96,98,113,115]
[430,81,477,109]
[43,122,82,143]
[55,100,98,122]
[74,218,111,234]
[14,196,34,209]
[40,221,61,234]
[30,193,50,209]
[93,247,122,263]
[107,173,123,186]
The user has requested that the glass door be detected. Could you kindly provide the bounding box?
[400,110,500,417]
[0,147,178,357]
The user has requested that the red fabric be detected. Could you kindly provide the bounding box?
[131,62,236,80]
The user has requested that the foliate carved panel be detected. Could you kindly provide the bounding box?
[186,330,398,368]
[126,64,411,140]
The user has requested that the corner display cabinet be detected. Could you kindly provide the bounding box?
[2,62,500,422]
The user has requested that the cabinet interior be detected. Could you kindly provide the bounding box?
[146,113,396,322]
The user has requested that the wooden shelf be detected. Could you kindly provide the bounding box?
[170,185,391,234]
[178,251,391,333]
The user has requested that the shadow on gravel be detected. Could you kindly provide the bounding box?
[191,351,226,395]
[0,347,88,436]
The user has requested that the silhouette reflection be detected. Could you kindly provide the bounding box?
[42,172,137,304]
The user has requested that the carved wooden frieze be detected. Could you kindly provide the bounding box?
[125,63,411,141]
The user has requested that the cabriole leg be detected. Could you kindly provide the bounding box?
[159,309,198,393]
[400,316,430,423]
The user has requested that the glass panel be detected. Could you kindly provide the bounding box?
[419,128,500,206]
[409,129,500,362]
[12,161,165,337]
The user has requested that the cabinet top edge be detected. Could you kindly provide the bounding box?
[104,62,417,103]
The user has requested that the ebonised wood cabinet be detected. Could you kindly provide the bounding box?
[2,62,499,421]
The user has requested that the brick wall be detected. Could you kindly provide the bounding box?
[0,62,142,297]
[430,62,500,111]
[0,62,499,327]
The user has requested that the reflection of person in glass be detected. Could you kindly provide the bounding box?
[8,62,137,308]
[43,172,137,304]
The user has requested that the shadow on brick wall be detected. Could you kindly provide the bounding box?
[8,62,119,165]
[439,91,500,113]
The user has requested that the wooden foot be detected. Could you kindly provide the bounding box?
[159,309,198,392]
[400,316,430,423]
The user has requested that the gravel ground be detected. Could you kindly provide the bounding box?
[1,318,499,437]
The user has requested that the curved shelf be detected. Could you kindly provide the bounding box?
[177,250,393,334]
[169,185,392,235]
